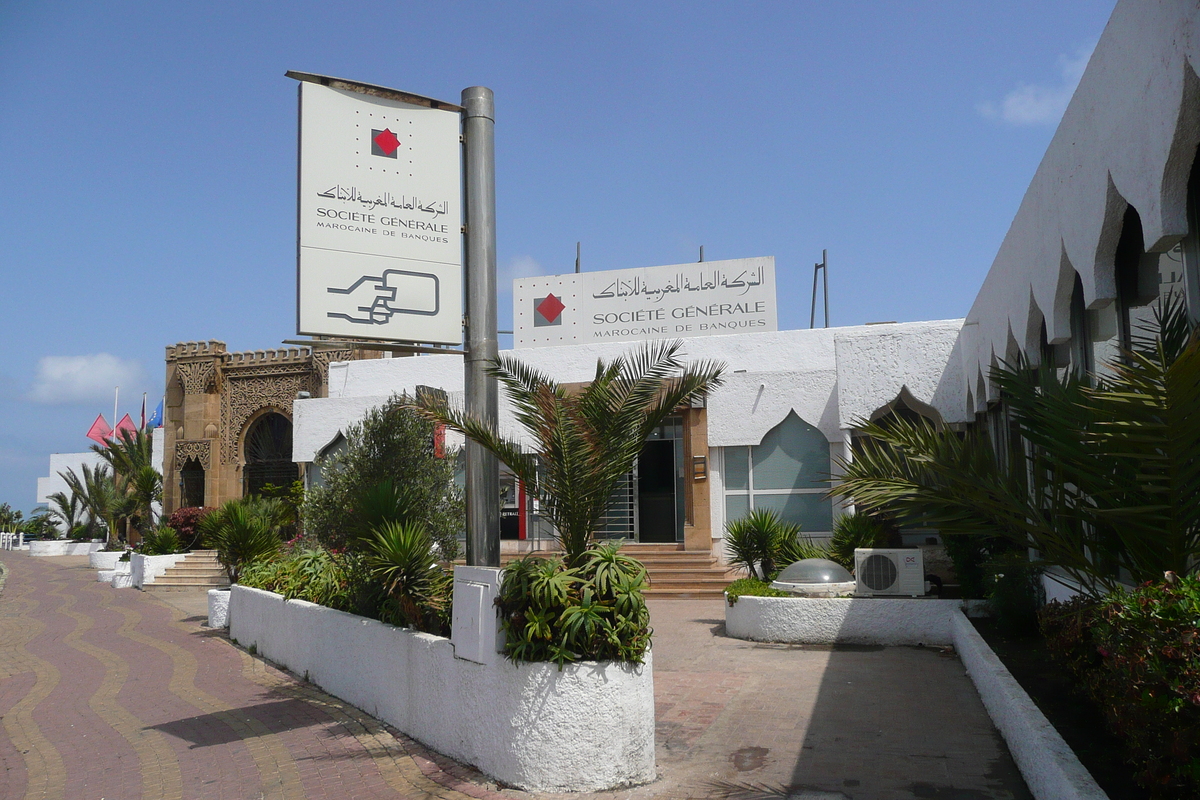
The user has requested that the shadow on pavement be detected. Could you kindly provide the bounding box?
[147,698,323,747]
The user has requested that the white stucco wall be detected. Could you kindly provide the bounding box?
[724,595,962,646]
[36,451,105,507]
[959,0,1200,410]
[130,552,187,588]
[28,541,104,557]
[228,585,656,792]
[299,321,966,459]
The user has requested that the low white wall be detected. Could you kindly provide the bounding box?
[725,595,961,646]
[229,585,655,792]
[89,550,126,570]
[28,540,104,557]
[952,613,1106,800]
[130,552,187,588]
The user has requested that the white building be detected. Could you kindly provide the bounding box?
[294,1,1200,564]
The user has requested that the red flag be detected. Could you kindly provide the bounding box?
[112,413,137,442]
[140,394,147,430]
[86,414,112,446]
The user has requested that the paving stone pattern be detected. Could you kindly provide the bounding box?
[0,555,1030,800]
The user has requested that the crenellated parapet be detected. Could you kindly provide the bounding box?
[166,340,227,362]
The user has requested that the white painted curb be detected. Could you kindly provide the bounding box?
[229,585,655,792]
[952,612,1107,800]
[89,550,126,570]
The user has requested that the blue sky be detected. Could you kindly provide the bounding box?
[0,1,1116,508]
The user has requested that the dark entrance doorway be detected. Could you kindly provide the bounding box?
[180,458,205,508]
[637,416,684,543]
[243,412,298,497]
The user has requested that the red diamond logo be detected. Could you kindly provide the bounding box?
[373,128,400,155]
[536,293,565,323]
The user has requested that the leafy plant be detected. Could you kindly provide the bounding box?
[419,340,724,567]
[304,397,462,560]
[137,525,184,556]
[1041,576,1200,796]
[827,513,888,570]
[256,480,304,540]
[983,551,1044,636]
[725,508,824,581]
[365,520,452,635]
[833,295,1200,598]
[724,577,789,605]
[199,497,284,582]
[240,546,355,611]
[496,543,651,666]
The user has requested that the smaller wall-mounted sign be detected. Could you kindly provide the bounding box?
[513,257,777,349]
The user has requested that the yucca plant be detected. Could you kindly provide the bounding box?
[833,294,1200,598]
[417,340,724,566]
[138,525,183,556]
[365,520,451,634]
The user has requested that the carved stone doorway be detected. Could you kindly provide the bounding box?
[243,412,298,497]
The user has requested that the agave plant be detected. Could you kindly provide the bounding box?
[833,294,1200,598]
[418,340,725,566]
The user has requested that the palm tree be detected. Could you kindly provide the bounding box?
[60,463,128,547]
[46,490,88,539]
[92,428,161,539]
[832,295,1200,598]
[418,340,725,566]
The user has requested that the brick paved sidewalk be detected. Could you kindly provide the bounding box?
[0,554,1030,800]
[0,553,506,800]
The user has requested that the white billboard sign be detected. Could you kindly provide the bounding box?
[513,257,777,349]
[295,77,462,344]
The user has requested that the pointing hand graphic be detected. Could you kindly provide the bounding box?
[327,269,440,325]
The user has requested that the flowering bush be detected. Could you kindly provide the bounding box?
[1040,575,1200,797]
[166,506,215,550]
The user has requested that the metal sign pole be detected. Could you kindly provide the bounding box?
[461,87,501,567]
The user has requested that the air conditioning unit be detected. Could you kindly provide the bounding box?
[854,548,925,597]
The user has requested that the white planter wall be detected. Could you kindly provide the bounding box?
[229,585,655,792]
[725,595,962,646]
[28,540,104,557]
[89,550,126,570]
[208,589,230,628]
[130,552,187,588]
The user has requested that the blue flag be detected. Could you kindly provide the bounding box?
[147,399,164,428]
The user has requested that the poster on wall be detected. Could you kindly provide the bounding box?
[291,73,463,344]
[513,257,777,348]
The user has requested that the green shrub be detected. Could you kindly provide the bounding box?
[984,553,1044,636]
[304,397,462,560]
[166,506,215,550]
[496,543,651,667]
[137,526,184,556]
[827,513,888,570]
[1040,576,1200,797]
[725,509,826,581]
[724,577,789,605]
[239,546,355,611]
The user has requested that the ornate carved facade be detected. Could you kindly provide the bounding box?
[162,340,375,514]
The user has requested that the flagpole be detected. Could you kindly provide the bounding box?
[113,387,119,439]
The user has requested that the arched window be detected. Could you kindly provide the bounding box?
[723,411,832,534]
[243,412,298,497]
[180,458,205,508]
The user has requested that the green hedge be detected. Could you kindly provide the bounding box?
[1040,576,1200,797]
[724,577,788,605]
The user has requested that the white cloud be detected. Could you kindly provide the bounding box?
[978,44,1095,126]
[27,353,145,405]
[499,254,545,286]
